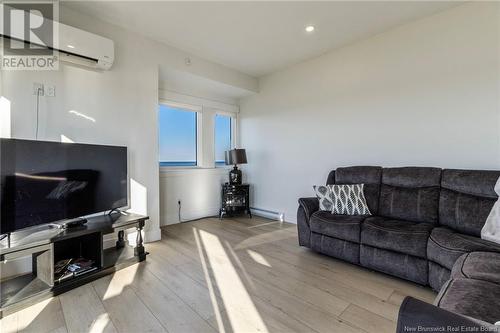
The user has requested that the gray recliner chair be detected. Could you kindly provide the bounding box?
[397,252,500,332]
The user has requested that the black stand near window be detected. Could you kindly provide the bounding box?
[219,184,251,219]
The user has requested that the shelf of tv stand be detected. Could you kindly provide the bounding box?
[0,274,51,311]
[0,213,149,318]
[103,244,140,268]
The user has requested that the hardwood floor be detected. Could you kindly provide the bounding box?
[1,216,436,333]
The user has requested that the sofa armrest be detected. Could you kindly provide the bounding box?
[396,297,496,333]
[297,197,319,248]
[298,197,319,225]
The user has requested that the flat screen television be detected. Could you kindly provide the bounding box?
[0,138,128,234]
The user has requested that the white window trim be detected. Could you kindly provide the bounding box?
[158,100,201,169]
[158,98,238,170]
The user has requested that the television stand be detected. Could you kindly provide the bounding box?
[0,213,148,318]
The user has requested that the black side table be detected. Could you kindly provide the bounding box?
[219,183,252,219]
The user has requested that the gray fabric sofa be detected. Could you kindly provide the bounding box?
[297,166,500,289]
[297,166,500,330]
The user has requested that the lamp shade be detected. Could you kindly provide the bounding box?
[227,149,247,165]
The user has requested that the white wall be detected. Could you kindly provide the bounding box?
[160,168,228,225]
[239,2,500,223]
[1,4,256,244]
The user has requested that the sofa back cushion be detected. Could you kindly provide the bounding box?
[379,167,442,223]
[333,166,382,214]
[439,169,500,236]
[326,170,336,186]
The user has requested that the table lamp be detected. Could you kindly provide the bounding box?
[225,149,247,184]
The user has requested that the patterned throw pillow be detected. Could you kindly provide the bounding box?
[330,184,371,215]
[313,185,334,211]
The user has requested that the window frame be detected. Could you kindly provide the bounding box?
[214,112,235,167]
[158,98,238,170]
[158,100,201,169]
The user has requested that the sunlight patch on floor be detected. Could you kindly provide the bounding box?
[198,229,268,333]
[15,298,52,330]
[247,249,272,267]
[102,264,139,301]
[193,228,226,333]
[88,312,113,333]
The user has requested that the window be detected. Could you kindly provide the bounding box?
[158,104,197,166]
[214,114,232,166]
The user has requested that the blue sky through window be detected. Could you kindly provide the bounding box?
[215,114,231,165]
[158,104,196,166]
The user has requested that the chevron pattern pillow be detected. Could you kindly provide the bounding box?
[330,184,371,215]
[313,185,334,211]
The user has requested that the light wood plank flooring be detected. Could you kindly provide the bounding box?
[1,216,436,333]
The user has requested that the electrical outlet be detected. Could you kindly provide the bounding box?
[46,85,55,97]
[33,83,44,96]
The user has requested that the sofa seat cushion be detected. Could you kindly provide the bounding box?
[427,227,500,269]
[361,216,433,258]
[435,278,500,324]
[309,211,366,243]
[451,252,500,285]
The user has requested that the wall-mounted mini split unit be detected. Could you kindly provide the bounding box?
[57,22,114,70]
[0,9,114,70]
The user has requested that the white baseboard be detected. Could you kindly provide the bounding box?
[286,213,297,224]
[161,207,294,225]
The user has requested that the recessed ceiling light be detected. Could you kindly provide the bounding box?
[305,25,315,33]
[67,44,75,49]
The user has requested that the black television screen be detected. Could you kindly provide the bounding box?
[0,138,128,234]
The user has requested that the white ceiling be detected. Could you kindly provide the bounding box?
[64,1,460,78]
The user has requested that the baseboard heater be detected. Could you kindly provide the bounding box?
[250,207,285,222]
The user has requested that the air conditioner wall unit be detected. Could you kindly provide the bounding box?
[57,22,114,70]
[0,10,114,70]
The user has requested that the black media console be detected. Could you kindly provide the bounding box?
[0,213,148,318]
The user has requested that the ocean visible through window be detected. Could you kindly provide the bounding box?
[215,114,231,166]
[158,104,197,167]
